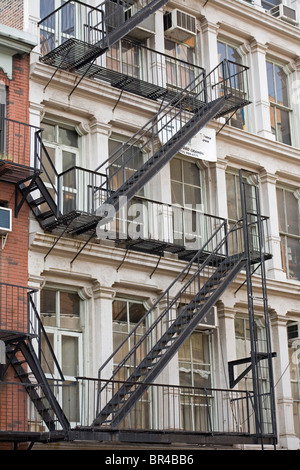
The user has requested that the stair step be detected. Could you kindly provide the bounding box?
[37,210,54,220]
[29,196,46,207]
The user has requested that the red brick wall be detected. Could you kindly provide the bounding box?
[0,0,23,31]
[0,49,30,446]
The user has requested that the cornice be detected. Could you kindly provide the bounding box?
[205,0,300,43]
[217,125,300,167]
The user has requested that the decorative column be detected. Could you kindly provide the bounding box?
[89,283,116,380]
[259,170,285,280]
[249,40,275,140]
[271,311,299,450]
[209,158,228,220]
[199,19,220,72]
[217,302,236,390]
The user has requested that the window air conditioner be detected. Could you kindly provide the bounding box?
[269,4,297,25]
[0,207,12,235]
[164,9,197,42]
[200,307,216,328]
[126,2,155,40]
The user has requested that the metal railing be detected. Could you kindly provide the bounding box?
[0,282,64,381]
[0,376,275,439]
[99,194,226,249]
[94,60,249,205]
[51,376,261,437]
[0,117,40,168]
[39,0,168,56]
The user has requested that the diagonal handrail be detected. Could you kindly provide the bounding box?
[97,219,229,381]
[93,60,249,209]
[95,217,250,421]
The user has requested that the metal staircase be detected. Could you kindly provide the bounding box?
[94,202,272,428]
[0,284,70,437]
[39,0,170,73]
[93,171,276,443]
[18,59,249,243]
[94,58,250,223]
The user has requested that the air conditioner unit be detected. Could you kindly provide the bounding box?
[200,307,216,328]
[269,4,297,25]
[164,9,197,42]
[126,2,155,40]
[0,207,12,235]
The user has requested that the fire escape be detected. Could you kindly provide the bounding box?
[0,0,277,448]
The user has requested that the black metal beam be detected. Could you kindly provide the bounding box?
[228,353,277,389]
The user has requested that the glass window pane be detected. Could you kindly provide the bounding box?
[286,191,300,236]
[59,127,78,147]
[41,289,56,314]
[184,185,201,206]
[275,65,289,107]
[63,381,79,423]
[128,302,146,325]
[183,161,200,187]
[287,237,300,281]
[62,336,78,376]
[171,181,183,206]
[60,292,80,316]
[62,151,76,187]
[276,188,286,232]
[41,332,55,374]
[42,123,56,142]
[217,41,226,63]
[170,158,182,182]
[266,62,275,102]
[61,1,75,36]
[113,299,127,322]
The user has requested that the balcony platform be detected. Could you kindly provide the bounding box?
[0,160,36,185]
[40,38,104,72]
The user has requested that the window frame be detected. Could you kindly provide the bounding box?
[41,121,81,214]
[178,328,214,432]
[266,60,292,145]
[217,40,246,130]
[164,36,196,92]
[40,286,84,426]
[276,185,300,281]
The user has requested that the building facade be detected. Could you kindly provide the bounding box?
[0,0,300,451]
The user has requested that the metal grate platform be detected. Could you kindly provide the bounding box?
[0,160,36,184]
[40,38,105,72]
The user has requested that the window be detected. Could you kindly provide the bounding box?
[40,0,76,56]
[261,0,280,10]
[165,37,196,91]
[288,323,300,437]
[217,41,245,130]
[106,39,141,79]
[226,171,259,253]
[112,297,149,428]
[277,186,300,280]
[40,288,83,423]
[178,330,213,431]
[42,122,79,213]
[170,157,206,248]
[266,61,291,145]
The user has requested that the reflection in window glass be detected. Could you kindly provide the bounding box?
[217,41,245,129]
[266,61,291,145]
[277,187,300,280]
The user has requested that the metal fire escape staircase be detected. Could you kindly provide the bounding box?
[16,58,250,264]
[39,0,170,82]
[0,286,70,437]
[93,172,276,442]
